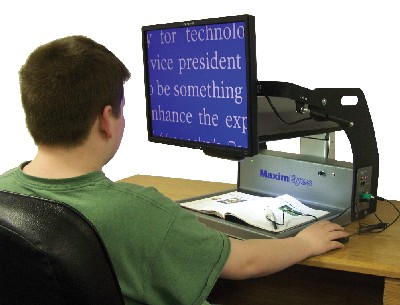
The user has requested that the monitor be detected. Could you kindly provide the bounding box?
[142,14,258,160]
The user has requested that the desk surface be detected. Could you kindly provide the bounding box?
[119,175,400,280]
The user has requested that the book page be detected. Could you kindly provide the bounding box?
[180,191,263,218]
[181,191,329,232]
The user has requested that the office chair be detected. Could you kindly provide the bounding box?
[0,190,125,305]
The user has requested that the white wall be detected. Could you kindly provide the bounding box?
[1,0,398,200]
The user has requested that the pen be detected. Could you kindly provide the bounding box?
[265,207,278,230]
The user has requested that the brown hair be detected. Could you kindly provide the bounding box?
[19,35,131,147]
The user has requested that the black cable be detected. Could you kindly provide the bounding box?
[357,221,387,234]
[376,196,400,230]
[356,196,400,234]
[289,209,318,221]
[262,91,313,125]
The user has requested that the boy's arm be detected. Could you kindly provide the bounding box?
[220,220,348,280]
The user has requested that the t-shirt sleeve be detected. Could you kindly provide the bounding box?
[144,203,231,305]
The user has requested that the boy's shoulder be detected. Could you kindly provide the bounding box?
[0,166,20,184]
[111,181,179,213]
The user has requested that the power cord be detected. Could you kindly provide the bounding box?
[355,196,400,235]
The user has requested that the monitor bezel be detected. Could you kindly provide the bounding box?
[142,14,258,160]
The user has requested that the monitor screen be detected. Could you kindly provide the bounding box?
[142,14,258,159]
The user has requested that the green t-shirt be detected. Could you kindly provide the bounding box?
[0,164,230,305]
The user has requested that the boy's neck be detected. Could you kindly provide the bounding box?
[23,145,104,179]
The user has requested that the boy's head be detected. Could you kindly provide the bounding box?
[19,35,131,148]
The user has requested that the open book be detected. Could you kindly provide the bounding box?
[181,191,329,233]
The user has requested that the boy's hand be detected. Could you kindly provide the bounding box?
[295,220,349,256]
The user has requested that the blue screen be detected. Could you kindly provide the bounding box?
[144,21,250,150]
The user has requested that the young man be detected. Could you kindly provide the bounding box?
[0,36,348,305]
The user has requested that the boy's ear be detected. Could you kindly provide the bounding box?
[99,105,113,138]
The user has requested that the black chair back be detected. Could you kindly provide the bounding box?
[0,190,124,305]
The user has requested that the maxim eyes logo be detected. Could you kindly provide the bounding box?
[259,169,312,187]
